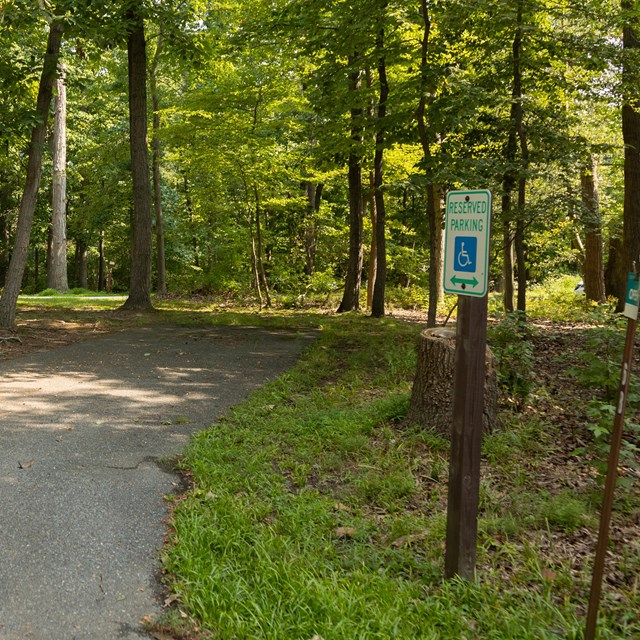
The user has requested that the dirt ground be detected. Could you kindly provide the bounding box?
[0,313,113,362]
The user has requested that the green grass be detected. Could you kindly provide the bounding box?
[11,291,637,638]
[156,310,638,640]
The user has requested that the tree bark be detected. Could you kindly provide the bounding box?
[367,171,377,309]
[581,157,606,303]
[371,24,389,318]
[120,7,154,312]
[502,3,527,315]
[337,57,365,313]
[512,1,528,314]
[74,238,88,290]
[0,19,64,329]
[619,1,640,310]
[98,229,105,291]
[303,181,322,277]
[605,236,623,299]
[48,65,69,292]
[254,186,271,308]
[407,328,498,437]
[150,34,167,295]
[416,0,444,328]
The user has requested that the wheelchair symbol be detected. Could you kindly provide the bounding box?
[454,236,477,273]
[457,243,471,268]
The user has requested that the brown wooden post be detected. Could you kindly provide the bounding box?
[444,293,488,579]
[585,272,639,639]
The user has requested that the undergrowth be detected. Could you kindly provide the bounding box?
[159,312,639,640]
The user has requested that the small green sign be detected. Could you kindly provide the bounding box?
[624,272,640,320]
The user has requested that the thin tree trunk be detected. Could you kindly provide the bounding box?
[620,0,640,310]
[48,65,69,292]
[120,7,154,312]
[371,22,389,319]
[303,182,322,277]
[254,186,271,308]
[337,56,365,313]
[182,173,199,268]
[516,179,527,313]
[150,34,167,294]
[502,2,527,315]
[416,0,442,327]
[502,221,515,313]
[98,230,105,291]
[367,171,377,308]
[0,19,64,328]
[74,238,88,289]
[513,1,528,315]
[581,157,606,303]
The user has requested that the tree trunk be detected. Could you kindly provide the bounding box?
[605,236,623,299]
[620,2,640,310]
[98,230,105,291]
[416,0,443,328]
[515,178,527,313]
[120,8,154,312]
[581,157,606,303]
[303,182,322,277]
[48,65,69,292]
[0,19,64,329]
[254,186,271,308]
[337,57,365,313]
[427,185,444,325]
[150,35,167,295]
[407,328,498,437]
[502,4,527,315]
[367,171,377,309]
[502,223,515,312]
[0,208,9,287]
[371,25,389,318]
[73,238,88,289]
[513,2,528,314]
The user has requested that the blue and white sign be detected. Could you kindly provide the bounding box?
[624,272,640,320]
[443,190,492,297]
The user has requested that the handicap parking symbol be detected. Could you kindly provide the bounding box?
[454,236,477,273]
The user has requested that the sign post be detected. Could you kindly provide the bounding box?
[585,271,640,639]
[443,189,492,580]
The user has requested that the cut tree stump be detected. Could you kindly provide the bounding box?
[407,327,498,437]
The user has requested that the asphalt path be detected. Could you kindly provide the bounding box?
[0,324,314,639]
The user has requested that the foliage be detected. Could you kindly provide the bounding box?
[525,276,604,322]
[488,311,534,408]
[569,309,627,400]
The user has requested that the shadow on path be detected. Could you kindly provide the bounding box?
[0,325,314,639]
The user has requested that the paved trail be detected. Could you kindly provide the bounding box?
[0,325,313,639]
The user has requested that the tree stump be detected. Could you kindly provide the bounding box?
[407,327,498,437]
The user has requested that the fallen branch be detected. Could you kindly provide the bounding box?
[0,336,22,344]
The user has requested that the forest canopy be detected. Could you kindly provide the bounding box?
[0,0,635,321]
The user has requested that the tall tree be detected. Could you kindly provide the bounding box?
[619,0,640,309]
[48,64,69,292]
[120,6,154,311]
[581,156,606,303]
[337,57,365,313]
[0,17,65,329]
[416,0,443,327]
[371,18,389,318]
[150,34,167,295]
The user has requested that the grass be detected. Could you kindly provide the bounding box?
[10,283,639,638]
[154,304,639,639]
